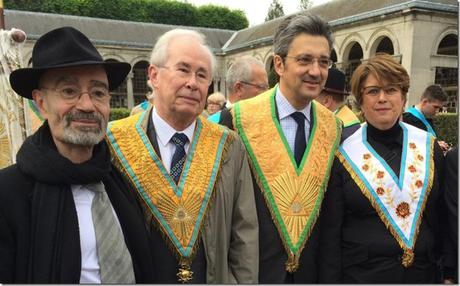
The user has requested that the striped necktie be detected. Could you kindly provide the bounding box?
[89,182,135,283]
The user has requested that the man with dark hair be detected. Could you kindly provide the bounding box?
[403,84,447,136]
[208,56,268,129]
[232,14,341,283]
[0,27,154,283]
[316,67,360,139]
[403,84,449,151]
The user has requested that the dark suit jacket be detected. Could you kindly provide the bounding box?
[230,103,320,283]
[318,128,445,283]
[341,123,360,142]
[218,107,234,129]
[0,164,155,283]
[403,112,436,133]
[443,146,458,282]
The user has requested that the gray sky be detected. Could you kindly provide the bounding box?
[184,0,332,27]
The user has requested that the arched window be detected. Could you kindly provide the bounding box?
[330,49,338,67]
[376,37,394,55]
[437,34,458,55]
[105,59,128,108]
[345,42,363,92]
[132,61,149,105]
[435,34,458,112]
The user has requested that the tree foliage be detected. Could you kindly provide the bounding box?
[299,0,313,10]
[4,0,248,30]
[265,0,284,22]
[196,5,248,30]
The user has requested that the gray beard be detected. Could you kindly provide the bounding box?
[62,126,105,146]
[61,112,107,146]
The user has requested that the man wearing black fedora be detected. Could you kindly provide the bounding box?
[0,26,154,283]
[316,67,361,139]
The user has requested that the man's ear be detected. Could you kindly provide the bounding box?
[323,94,331,105]
[148,64,160,89]
[234,81,243,100]
[273,55,284,78]
[32,89,48,120]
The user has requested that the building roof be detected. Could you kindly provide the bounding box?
[4,9,235,52]
[222,0,458,53]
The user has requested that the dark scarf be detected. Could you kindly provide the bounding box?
[15,122,111,283]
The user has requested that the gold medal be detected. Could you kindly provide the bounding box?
[177,261,194,283]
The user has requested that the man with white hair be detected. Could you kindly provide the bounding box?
[107,28,258,283]
[208,56,268,128]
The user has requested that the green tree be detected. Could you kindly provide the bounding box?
[144,0,198,26]
[299,0,312,10]
[4,0,249,30]
[265,0,284,22]
[4,0,44,11]
[197,5,248,30]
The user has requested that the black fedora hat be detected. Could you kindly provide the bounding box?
[10,26,131,99]
[323,68,349,95]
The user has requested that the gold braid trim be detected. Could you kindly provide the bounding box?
[107,111,233,280]
[235,90,341,272]
[336,137,435,267]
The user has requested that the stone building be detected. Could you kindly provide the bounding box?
[4,0,458,111]
[4,9,234,109]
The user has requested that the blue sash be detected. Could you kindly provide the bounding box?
[406,107,436,137]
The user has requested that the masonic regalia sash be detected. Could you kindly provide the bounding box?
[106,110,230,282]
[335,104,360,128]
[406,106,437,137]
[338,122,435,267]
[234,88,341,272]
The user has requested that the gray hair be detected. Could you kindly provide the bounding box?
[149,28,217,76]
[207,92,226,106]
[273,13,334,59]
[226,56,265,94]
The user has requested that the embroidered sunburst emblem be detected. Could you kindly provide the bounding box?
[156,190,203,247]
[271,172,320,245]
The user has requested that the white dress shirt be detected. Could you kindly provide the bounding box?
[72,183,123,284]
[151,107,195,172]
[275,87,311,154]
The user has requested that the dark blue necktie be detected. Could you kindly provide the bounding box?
[291,112,306,167]
[170,133,188,184]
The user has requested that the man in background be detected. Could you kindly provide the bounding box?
[208,56,268,128]
[403,84,449,150]
[315,67,360,139]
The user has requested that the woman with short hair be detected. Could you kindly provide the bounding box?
[318,53,445,283]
